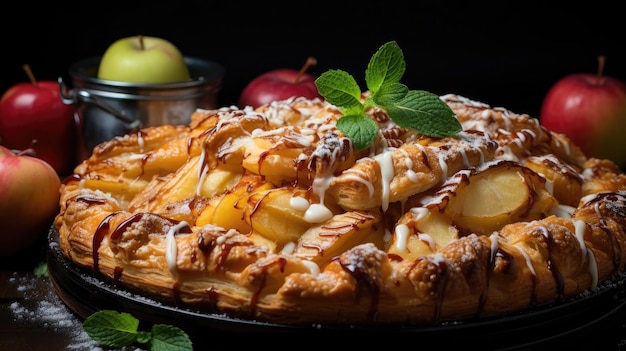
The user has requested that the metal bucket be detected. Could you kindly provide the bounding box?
[59,56,224,160]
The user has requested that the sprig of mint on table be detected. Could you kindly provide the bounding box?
[314,41,462,150]
[82,310,193,350]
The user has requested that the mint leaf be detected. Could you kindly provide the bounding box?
[385,90,461,137]
[337,115,379,150]
[136,331,152,344]
[83,310,193,351]
[149,324,193,351]
[83,310,139,348]
[314,69,362,111]
[372,82,409,105]
[365,41,405,92]
[315,40,462,150]
[33,261,49,277]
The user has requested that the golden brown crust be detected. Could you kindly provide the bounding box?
[55,95,626,325]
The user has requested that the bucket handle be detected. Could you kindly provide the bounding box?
[58,77,142,130]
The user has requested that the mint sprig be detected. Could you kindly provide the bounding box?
[82,310,193,350]
[315,41,462,150]
[34,261,49,277]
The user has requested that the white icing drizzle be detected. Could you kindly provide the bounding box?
[374,148,394,211]
[441,94,490,108]
[574,219,597,275]
[594,202,602,219]
[281,241,296,255]
[461,119,485,132]
[494,108,513,130]
[394,224,410,252]
[165,221,190,279]
[394,208,436,252]
[489,232,499,262]
[137,131,145,152]
[497,145,519,162]
[397,148,418,182]
[572,218,598,288]
[301,260,321,276]
[523,128,536,139]
[538,225,550,238]
[127,153,145,161]
[587,249,598,289]
[435,147,448,178]
[406,169,418,183]
[580,193,598,205]
[306,130,350,223]
[304,204,333,223]
[410,207,430,220]
[514,244,537,277]
[459,147,470,168]
[383,228,392,243]
[418,233,436,250]
[202,223,227,232]
[289,196,310,211]
[478,145,486,164]
[560,135,571,156]
[573,219,588,256]
[581,168,595,180]
[309,170,334,223]
[543,177,554,196]
[214,228,239,245]
[549,204,575,219]
[196,148,209,196]
[431,252,446,265]
[513,131,525,148]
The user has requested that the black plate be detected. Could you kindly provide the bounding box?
[47,226,626,349]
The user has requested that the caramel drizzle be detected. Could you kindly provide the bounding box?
[91,212,192,281]
[92,212,117,272]
[248,257,287,315]
[336,256,382,322]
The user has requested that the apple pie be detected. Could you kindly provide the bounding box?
[54,94,626,325]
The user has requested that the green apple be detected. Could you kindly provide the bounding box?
[97,35,191,84]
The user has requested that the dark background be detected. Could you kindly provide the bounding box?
[3,2,625,119]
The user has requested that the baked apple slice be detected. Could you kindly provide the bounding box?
[445,160,557,234]
[386,208,458,261]
[241,129,310,186]
[243,187,313,247]
[294,210,386,267]
[196,173,272,233]
[129,156,241,213]
[524,155,583,207]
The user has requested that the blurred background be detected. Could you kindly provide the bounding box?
[2,1,624,118]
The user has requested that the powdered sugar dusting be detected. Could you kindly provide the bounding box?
[5,272,144,351]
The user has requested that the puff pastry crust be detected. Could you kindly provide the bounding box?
[54,94,626,325]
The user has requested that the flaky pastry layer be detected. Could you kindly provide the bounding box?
[55,95,626,325]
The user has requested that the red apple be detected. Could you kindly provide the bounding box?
[238,57,322,109]
[540,56,626,168]
[0,145,61,256]
[0,64,77,176]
